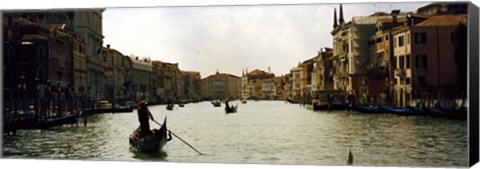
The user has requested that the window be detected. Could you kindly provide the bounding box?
[415,32,427,44]
[7,47,15,63]
[393,37,397,47]
[406,55,411,69]
[451,32,455,43]
[385,35,389,40]
[407,33,410,44]
[398,35,405,47]
[418,76,426,85]
[394,78,398,85]
[406,78,411,85]
[399,55,405,69]
[38,46,47,63]
[415,55,428,68]
[393,57,397,69]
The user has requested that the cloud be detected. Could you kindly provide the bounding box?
[103,2,430,77]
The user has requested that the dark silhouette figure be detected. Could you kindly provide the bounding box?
[137,100,154,137]
[347,150,353,165]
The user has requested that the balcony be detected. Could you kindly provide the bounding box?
[394,69,405,77]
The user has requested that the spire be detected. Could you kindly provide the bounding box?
[242,69,245,76]
[216,69,219,74]
[333,8,338,28]
[339,4,345,24]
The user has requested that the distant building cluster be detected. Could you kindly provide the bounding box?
[2,2,468,112]
[239,3,468,108]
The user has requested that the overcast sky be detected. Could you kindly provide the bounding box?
[103,2,431,78]
[2,0,431,78]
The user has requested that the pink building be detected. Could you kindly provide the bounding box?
[391,14,467,107]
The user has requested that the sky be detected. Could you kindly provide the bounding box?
[102,2,432,78]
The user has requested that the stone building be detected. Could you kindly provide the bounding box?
[311,47,334,95]
[3,17,75,113]
[241,69,275,100]
[331,4,407,100]
[201,70,241,100]
[182,71,202,101]
[6,10,107,103]
[103,45,131,105]
[128,55,152,102]
[391,14,467,107]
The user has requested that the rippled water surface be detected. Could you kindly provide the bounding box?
[2,101,468,167]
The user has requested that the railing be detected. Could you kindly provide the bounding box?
[394,69,405,77]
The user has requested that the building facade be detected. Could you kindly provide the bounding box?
[391,14,467,107]
[201,71,241,100]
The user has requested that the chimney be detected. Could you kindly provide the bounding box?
[268,66,271,73]
[339,4,345,24]
[391,10,400,23]
[107,44,111,48]
[333,8,338,28]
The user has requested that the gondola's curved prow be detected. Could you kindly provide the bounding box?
[129,117,171,153]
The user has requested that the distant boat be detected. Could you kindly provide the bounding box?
[241,99,247,104]
[129,117,171,153]
[211,100,221,107]
[225,102,237,113]
[166,104,174,110]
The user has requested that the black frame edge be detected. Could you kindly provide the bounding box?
[469,1,480,167]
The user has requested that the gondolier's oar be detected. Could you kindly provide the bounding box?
[152,120,203,155]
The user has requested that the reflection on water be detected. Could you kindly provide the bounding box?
[2,101,468,167]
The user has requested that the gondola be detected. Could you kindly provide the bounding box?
[350,105,380,114]
[379,105,414,116]
[166,104,174,110]
[425,107,467,120]
[41,113,79,129]
[225,103,237,113]
[211,100,221,107]
[313,104,348,111]
[129,117,171,153]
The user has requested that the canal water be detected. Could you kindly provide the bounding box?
[2,101,468,167]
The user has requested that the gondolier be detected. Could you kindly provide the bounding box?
[137,100,154,138]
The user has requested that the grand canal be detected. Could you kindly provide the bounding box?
[2,101,468,167]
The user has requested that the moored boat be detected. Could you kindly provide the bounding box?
[313,104,348,111]
[129,117,171,153]
[379,105,413,116]
[211,100,221,107]
[351,105,380,114]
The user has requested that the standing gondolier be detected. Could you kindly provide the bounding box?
[137,100,154,138]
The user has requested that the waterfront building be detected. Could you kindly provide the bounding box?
[290,67,303,102]
[274,76,286,100]
[282,73,293,101]
[181,71,202,101]
[367,11,407,105]
[391,13,467,107]
[311,48,334,96]
[128,55,153,102]
[70,30,88,110]
[3,17,74,114]
[241,69,275,100]
[330,5,351,93]
[331,4,407,100]
[299,58,315,103]
[6,10,107,103]
[241,69,249,99]
[103,45,130,105]
[201,70,241,100]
